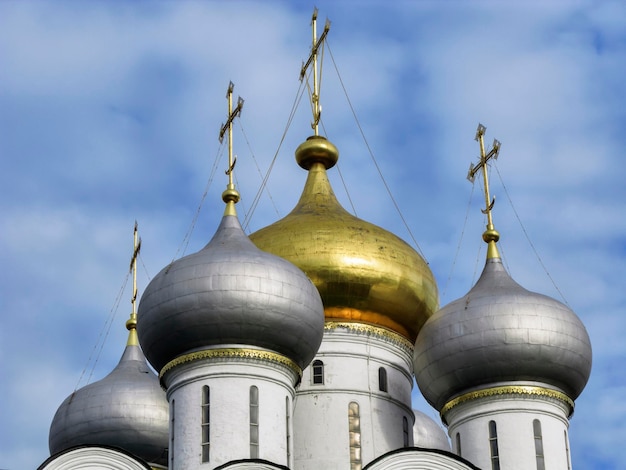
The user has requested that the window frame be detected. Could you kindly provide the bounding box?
[250,386,259,458]
[312,359,324,385]
[378,367,388,392]
[488,420,500,470]
[201,386,210,463]
[533,419,545,470]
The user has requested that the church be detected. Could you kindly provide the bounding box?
[39,11,592,470]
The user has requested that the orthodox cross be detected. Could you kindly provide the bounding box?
[126,221,141,341]
[300,8,331,136]
[219,81,244,185]
[467,123,501,229]
[467,124,502,258]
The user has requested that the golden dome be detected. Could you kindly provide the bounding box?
[249,136,439,342]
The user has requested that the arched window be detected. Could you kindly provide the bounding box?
[348,402,362,470]
[533,419,544,470]
[312,360,324,384]
[250,386,259,458]
[201,386,210,462]
[489,420,500,470]
[402,416,409,447]
[456,432,462,457]
[378,367,388,392]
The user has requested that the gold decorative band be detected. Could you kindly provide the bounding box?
[441,385,575,418]
[160,348,302,379]
[324,306,413,341]
[324,321,414,352]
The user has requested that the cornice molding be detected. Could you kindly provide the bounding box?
[325,321,414,353]
[441,385,575,421]
[160,348,301,379]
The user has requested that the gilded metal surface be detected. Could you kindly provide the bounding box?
[325,307,413,340]
[160,347,302,379]
[220,81,243,212]
[299,8,330,136]
[126,222,140,346]
[467,123,502,260]
[49,343,169,466]
[296,135,338,170]
[441,385,575,418]
[138,214,325,372]
[249,143,439,343]
[414,257,592,411]
[325,320,414,352]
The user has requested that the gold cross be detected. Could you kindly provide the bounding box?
[219,81,244,184]
[219,82,244,211]
[467,124,502,258]
[126,221,141,343]
[468,124,501,226]
[129,220,141,310]
[300,8,330,136]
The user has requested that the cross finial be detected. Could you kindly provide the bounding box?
[300,8,331,136]
[125,221,141,345]
[219,81,244,214]
[467,123,502,259]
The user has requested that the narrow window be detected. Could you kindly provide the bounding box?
[250,386,259,458]
[456,432,462,457]
[201,386,210,462]
[312,360,324,384]
[565,430,572,470]
[402,416,409,447]
[285,396,291,465]
[489,420,500,470]
[170,399,175,468]
[378,367,388,392]
[533,419,544,470]
[348,402,362,470]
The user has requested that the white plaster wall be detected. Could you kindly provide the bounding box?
[445,390,572,470]
[163,353,298,470]
[293,326,415,470]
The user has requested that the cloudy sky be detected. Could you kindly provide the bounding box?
[1,1,625,468]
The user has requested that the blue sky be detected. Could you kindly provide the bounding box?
[1,1,625,469]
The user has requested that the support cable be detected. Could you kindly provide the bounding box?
[167,141,225,269]
[243,78,308,230]
[318,117,358,216]
[493,163,570,306]
[237,118,281,220]
[327,40,427,261]
[138,252,151,282]
[74,271,130,390]
[442,183,475,300]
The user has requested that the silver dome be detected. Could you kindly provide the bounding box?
[137,214,325,373]
[49,343,169,466]
[413,409,451,451]
[414,257,592,411]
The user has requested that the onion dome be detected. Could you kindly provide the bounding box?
[414,235,592,412]
[415,127,591,411]
[137,192,325,373]
[49,320,169,466]
[249,136,439,342]
[413,409,451,451]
